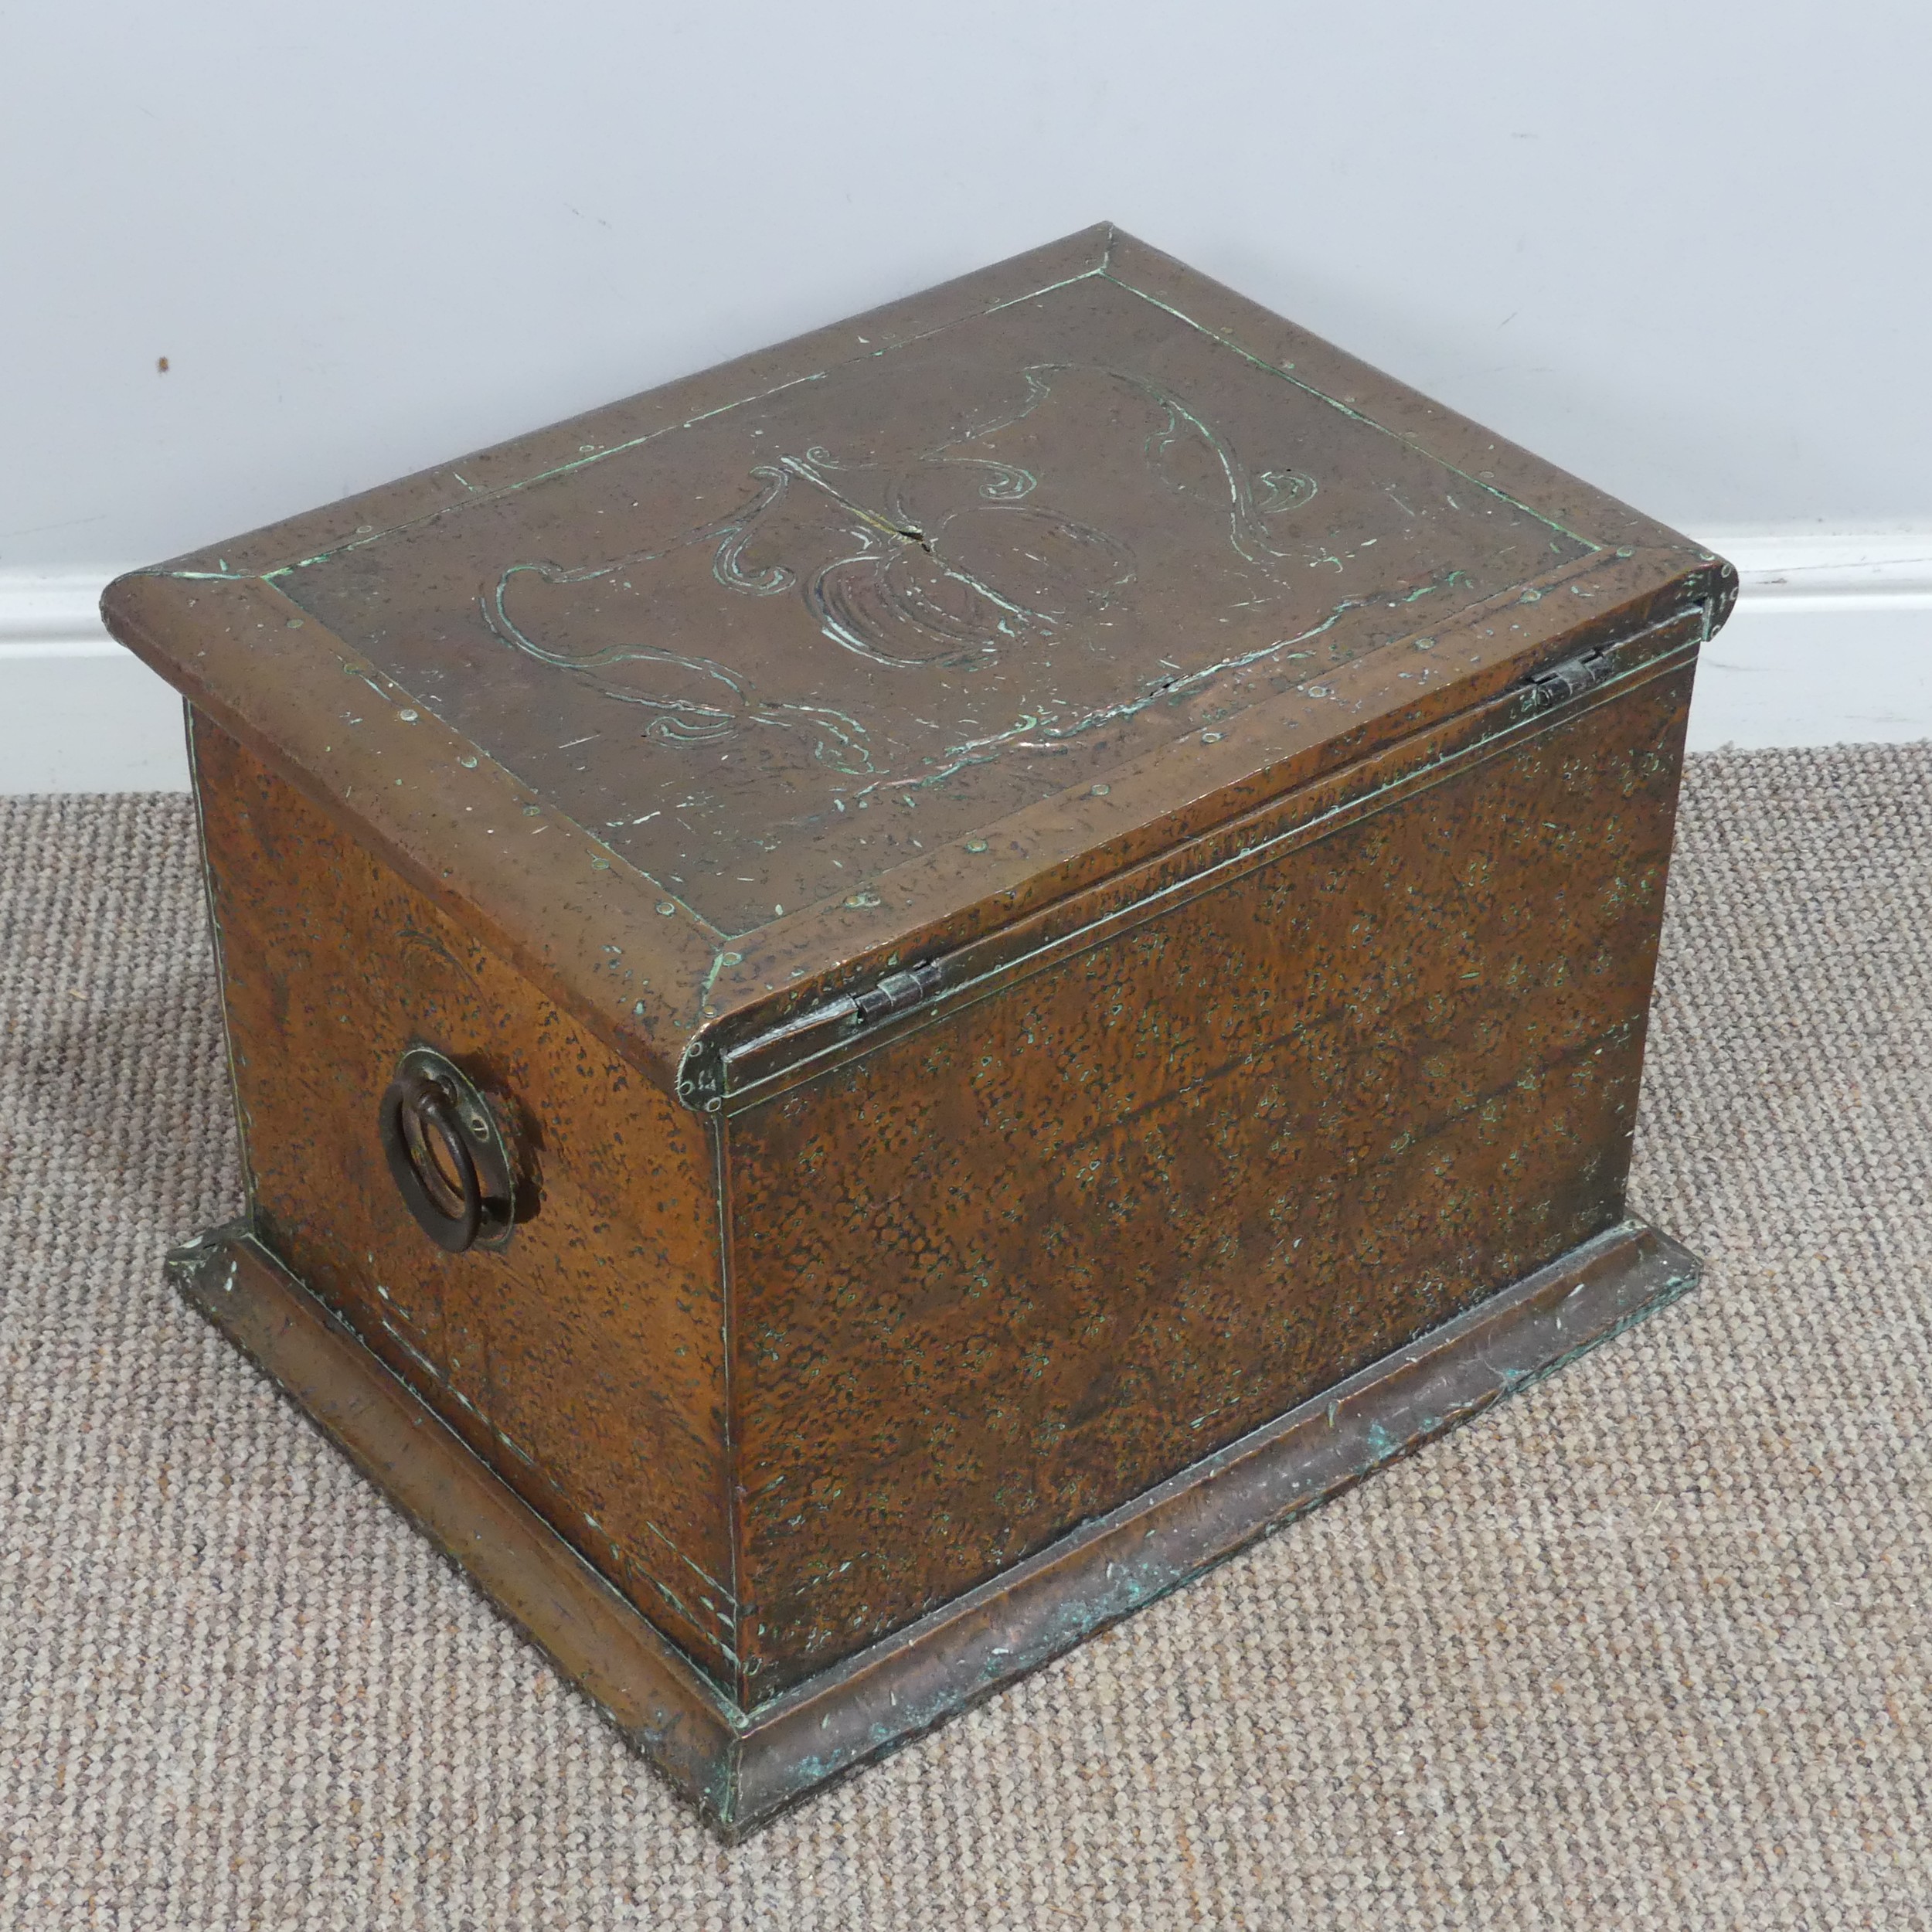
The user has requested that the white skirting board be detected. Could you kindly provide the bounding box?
[2,535,1927,793]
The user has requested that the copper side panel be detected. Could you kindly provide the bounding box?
[192,716,735,1680]
[728,658,1695,1692]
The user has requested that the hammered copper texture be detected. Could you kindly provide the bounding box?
[195,719,736,1678]
[727,664,1692,1689]
[107,229,1732,1720]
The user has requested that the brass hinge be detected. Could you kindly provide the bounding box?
[851,960,944,1022]
[709,959,946,1093]
[1526,647,1612,708]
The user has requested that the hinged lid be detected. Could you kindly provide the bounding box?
[103,224,1733,1101]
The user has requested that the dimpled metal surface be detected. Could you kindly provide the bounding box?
[194,720,736,1677]
[727,660,1692,1689]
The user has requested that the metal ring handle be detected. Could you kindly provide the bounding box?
[379,1070,483,1253]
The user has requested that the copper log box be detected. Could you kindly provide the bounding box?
[103,225,1730,1838]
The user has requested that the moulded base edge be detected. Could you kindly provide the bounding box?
[167,1215,1700,1838]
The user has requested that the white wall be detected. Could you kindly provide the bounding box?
[3,0,1927,787]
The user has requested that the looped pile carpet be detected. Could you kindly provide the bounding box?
[2,743,1928,1928]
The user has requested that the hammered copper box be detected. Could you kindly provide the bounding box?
[102,224,1731,1835]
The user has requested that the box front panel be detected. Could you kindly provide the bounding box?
[728,662,1694,1692]
[192,719,736,1682]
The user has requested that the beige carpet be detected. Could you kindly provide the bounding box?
[2,743,1929,1929]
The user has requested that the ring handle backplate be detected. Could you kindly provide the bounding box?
[377,1046,518,1253]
